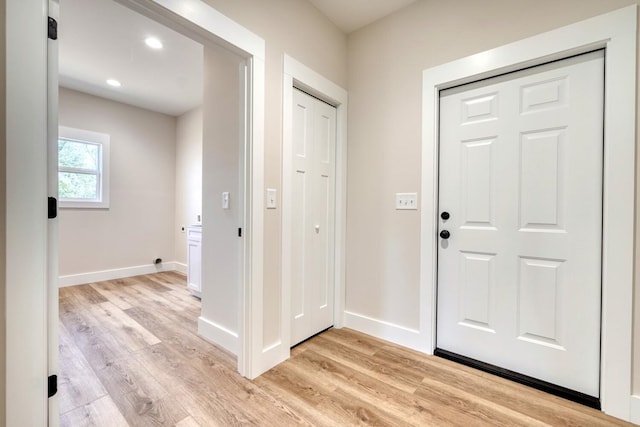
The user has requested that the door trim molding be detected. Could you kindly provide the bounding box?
[279,55,348,368]
[114,0,266,380]
[420,5,636,420]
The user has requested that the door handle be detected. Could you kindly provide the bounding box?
[441,211,450,220]
[440,230,450,239]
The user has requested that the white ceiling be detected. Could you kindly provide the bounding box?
[59,0,416,117]
[308,0,418,33]
[59,0,203,117]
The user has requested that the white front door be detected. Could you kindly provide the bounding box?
[291,88,336,346]
[437,50,604,398]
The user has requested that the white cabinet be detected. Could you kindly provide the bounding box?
[187,226,202,297]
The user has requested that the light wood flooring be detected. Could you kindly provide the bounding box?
[59,272,631,426]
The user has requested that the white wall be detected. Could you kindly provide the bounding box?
[174,106,202,269]
[345,0,639,395]
[58,87,177,281]
[198,45,243,353]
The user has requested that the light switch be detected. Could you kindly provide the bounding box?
[266,188,277,209]
[222,192,230,209]
[396,192,418,210]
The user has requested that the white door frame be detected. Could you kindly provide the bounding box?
[278,55,348,366]
[103,0,267,379]
[6,1,266,423]
[420,6,636,421]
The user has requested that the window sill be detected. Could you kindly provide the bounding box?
[60,201,109,209]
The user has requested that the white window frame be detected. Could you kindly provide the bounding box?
[58,125,110,208]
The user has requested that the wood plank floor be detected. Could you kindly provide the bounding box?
[59,272,631,426]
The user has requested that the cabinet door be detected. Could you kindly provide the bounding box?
[187,229,202,296]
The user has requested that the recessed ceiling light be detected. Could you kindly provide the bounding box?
[145,37,163,49]
[106,79,121,87]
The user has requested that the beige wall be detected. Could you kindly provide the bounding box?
[58,88,177,277]
[174,107,202,266]
[0,0,6,421]
[200,0,347,348]
[346,0,638,387]
[200,45,242,342]
[203,0,347,88]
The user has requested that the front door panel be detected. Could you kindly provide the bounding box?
[437,51,604,397]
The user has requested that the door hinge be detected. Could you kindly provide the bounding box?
[48,17,58,40]
[48,375,57,398]
[238,227,242,237]
[48,197,57,219]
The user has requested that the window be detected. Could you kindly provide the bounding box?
[58,126,110,208]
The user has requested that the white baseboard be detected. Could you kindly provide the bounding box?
[173,262,187,275]
[343,311,431,354]
[198,316,239,356]
[253,341,289,378]
[58,262,182,287]
[630,395,640,424]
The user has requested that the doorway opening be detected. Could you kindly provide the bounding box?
[48,0,263,422]
[435,50,604,408]
[420,6,636,419]
[281,55,348,364]
[289,86,337,347]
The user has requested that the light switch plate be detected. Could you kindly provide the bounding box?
[396,192,418,210]
[222,192,230,209]
[266,188,277,209]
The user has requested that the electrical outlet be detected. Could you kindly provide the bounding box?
[396,193,418,210]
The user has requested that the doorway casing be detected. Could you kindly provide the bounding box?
[279,55,348,367]
[108,0,267,380]
[420,5,636,421]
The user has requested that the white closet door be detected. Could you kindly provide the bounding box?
[437,50,604,397]
[291,88,336,346]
